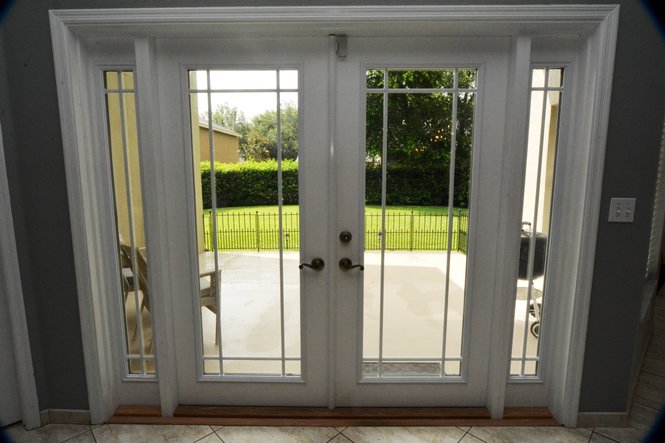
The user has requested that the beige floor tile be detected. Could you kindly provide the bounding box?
[341,426,466,443]
[63,431,96,443]
[458,426,471,432]
[459,433,484,442]
[467,426,591,443]
[594,427,646,443]
[588,432,616,442]
[216,426,339,443]
[92,424,212,443]
[329,433,353,443]
[4,423,91,443]
[195,432,223,442]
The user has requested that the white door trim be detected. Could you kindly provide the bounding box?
[49,5,619,426]
[0,123,41,429]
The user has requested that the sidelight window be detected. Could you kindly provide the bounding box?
[510,67,564,378]
[104,70,155,376]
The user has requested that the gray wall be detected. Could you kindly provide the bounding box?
[1,0,663,412]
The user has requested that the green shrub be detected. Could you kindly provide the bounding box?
[201,160,298,208]
[201,160,469,208]
[365,163,469,207]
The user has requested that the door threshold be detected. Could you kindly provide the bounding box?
[109,405,558,427]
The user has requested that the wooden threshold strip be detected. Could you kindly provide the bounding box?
[109,405,558,427]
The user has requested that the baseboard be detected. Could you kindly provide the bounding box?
[39,409,91,425]
[577,412,629,427]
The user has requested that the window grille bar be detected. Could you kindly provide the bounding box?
[202,356,301,362]
[366,87,478,94]
[205,70,224,375]
[117,72,147,375]
[378,69,389,377]
[441,70,459,377]
[276,69,287,378]
[189,88,299,94]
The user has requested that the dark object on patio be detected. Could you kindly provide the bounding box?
[518,226,547,279]
[519,223,548,338]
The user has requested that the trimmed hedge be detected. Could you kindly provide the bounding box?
[201,160,298,208]
[201,160,469,208]
[365,163,469,207]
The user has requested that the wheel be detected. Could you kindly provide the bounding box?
[530,321,540,338]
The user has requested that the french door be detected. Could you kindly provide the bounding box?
[154,35,513,407]
[51,5,619,425]
[158,37,331,405]
[335,37,511,406]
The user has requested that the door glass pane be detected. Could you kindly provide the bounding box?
[363,68,476,379]
[188,69,301,378]
[510,67,564,378]
[104,70,155,376]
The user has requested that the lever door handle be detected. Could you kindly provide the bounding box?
[299,258,325,271]
[339,257,364,271]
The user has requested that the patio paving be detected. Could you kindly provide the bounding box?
[190,250,540,375]
[122,251,540,376]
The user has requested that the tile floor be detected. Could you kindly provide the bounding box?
[1,423,652,443]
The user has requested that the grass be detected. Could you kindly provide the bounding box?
[203,205,469,251]
[213,205,468,216]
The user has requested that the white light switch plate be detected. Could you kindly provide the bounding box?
[608,198,636,223]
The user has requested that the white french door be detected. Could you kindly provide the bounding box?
[157,37,332,405]
[334,37,511,406]
[154,35,517,407]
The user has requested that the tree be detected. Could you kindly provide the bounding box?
[365,69,475,207]
[209,103,247,133]
[243,103,299,161]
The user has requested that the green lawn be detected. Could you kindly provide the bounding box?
[203,205,469,252]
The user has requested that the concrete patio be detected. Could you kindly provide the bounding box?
[125,251,540,376]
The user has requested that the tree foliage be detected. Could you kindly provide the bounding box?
[243,104,299,161]
[204,102,298,161]
[365,69,476,207]
[202,70,476,208]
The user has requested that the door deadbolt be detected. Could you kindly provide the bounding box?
[339,231,352,243]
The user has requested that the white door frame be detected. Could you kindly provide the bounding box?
[49,5,619,426]
[0,123,41,430]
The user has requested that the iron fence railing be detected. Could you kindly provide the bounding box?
[203,210,469,253]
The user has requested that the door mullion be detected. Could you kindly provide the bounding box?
[485,36,532,419]
[134,37,180,417]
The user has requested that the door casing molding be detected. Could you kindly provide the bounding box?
[49,4,619,426]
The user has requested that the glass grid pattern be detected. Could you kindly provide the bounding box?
[510,67,564,378]
[103,70,155,376]
[188,69,301,378]
[363,68,477,379]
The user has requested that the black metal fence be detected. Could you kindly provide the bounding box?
[203,210,469,253]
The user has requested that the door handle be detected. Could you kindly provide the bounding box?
[339,257,364,271]
[299,258,325,271]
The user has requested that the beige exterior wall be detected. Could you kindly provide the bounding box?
[107,74,240,255]
[108,72,146,249]
[191,97,205,254]
[198,127,240,163]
